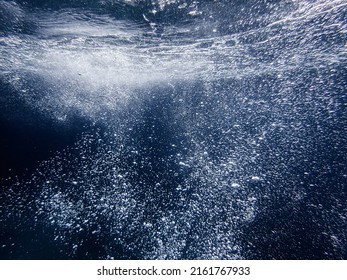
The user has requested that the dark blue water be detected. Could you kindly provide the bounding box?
[0,0,346,259]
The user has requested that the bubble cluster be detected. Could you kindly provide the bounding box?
[0,0,346,259]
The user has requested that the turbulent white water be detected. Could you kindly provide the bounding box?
[0,0,346,259]
[1,0,345,117]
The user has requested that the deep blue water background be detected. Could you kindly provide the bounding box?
[0,0,346,259]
